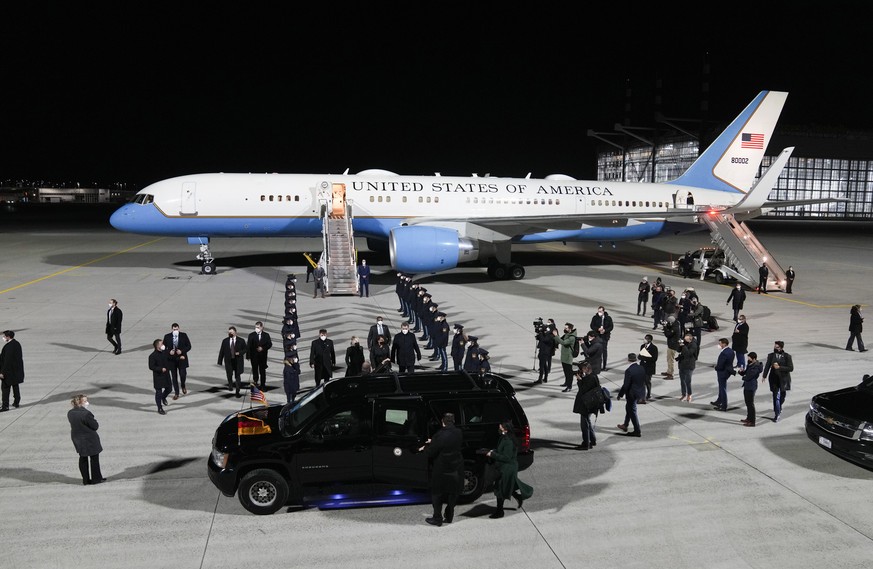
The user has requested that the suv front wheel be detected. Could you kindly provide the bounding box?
[238,469,289,515]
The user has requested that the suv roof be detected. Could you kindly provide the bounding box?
[319,371,517,401]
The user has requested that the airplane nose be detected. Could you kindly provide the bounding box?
[109,204,134,231]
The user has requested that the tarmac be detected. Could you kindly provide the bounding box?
[0,216,872,569]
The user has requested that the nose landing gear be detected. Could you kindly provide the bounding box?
[196,243,217,275]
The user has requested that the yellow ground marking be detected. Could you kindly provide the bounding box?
[668,434,720,447]
[0,237,165,294]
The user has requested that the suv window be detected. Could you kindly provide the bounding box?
[309,406,372,441]
[375,403,424,438]
[462,398,513,424]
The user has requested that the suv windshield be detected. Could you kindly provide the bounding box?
[279,386,328,436]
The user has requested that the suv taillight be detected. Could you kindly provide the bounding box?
[520,424,531,453]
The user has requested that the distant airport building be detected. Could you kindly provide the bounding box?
[0,186,135,204]
[594,125,873,219]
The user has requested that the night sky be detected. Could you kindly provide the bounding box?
[1,2,867,189]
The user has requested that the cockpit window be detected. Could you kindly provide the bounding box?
[143,194,154,204]
[133,194,145,204]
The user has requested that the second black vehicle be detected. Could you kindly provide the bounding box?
[208,371,534,514]
[805,373,873,470]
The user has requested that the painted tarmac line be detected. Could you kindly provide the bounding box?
[0,237,164,294]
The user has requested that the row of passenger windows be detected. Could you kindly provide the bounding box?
[260,195,301,202]
[369,195,441,203]
[364,195,668,207]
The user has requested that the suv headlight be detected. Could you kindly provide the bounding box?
[211,448,229,469]
[861,423,873,442]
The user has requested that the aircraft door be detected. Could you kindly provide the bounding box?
[180,182,197,215]
[330,183,347,218]
[575,196,586,214]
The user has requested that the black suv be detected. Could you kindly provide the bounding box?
[208,371,534,515]
[805,374,873,469]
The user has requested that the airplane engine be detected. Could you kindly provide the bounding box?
[389,226,479,273]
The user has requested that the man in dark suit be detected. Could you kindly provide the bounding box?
[217,326,246,397]
[712,338,736,411]
[763,340,793,422]
[617,353,646,437]
[391,322,421,374]
[148,339,173,414]
[420,412,464,526]
[357,259,371,297]
[590,306,614,371]
[309,329,336,386]
[105,298,123,354]
[0,330,25,411]
[367,316,391,352]
[162,323,192,400]
[758,264,769,294]
[247,321,273,389]
[726,283,747,322]
[638,334,659,402]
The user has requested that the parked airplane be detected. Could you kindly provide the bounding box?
[110,90,820,280]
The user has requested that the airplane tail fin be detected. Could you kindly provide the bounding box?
[669,91,788,194]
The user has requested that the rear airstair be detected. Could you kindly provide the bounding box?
[701,213,786,292]
[318,182,358,296]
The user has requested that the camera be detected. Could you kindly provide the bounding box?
[533,317,544,333]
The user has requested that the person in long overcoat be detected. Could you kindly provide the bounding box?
[149,339,173,414]
[282,355,301,404]
[0,330,25,411]
[391,323,421,374]
[846,304,866,352]
[731,315,750,368]
[344,337,365,376]
[486,421,533,518]
[420,413,464,526]
[763,341,793,422]
[573,362,602,449]
[68,394,105,485]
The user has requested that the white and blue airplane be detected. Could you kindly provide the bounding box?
[110,90,819,279]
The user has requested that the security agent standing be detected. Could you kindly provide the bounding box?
[247,321,273,389]
[712,338,735,412]
[312,264,326,298]
[616,353,646,437]
[637,277,650,316]
[758,263,769,294]
[662,315,681,380]
[162,323,192,400]
[763,340,793,422]
[431,312,450,372]
[785,266,796,293]
[309,329,336,385]
[420,413,464,526]
[149,339,173,414]
[217,326,247,397]
[105,298,123,354]
[451,324,466,372]
[0,330,25,411]
[357,259,370,297]
[391,322,421,374]
[463,335,480,373]
[638,334,658,402]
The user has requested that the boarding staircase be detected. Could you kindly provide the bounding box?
[319,195,358,296]
[701,213,786,292]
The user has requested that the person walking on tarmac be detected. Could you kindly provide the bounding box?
[420,413,464,527]
[485,421,533,519]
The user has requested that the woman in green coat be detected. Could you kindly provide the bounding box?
[486,421,534,518]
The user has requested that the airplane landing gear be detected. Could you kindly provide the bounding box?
[196,244,217,275]
[486,261,526,280]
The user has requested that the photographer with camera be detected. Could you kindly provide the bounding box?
[557,323,578,392]
[662,314,682,380]
[534,319,556,384]
[677,332,699,402]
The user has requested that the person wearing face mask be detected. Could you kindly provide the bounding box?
[763,341,793,422]
[731,315,750,369]
[638,334,658,402]
[391,323,421,374]
[0,330,24,412]
[68,394,105,485]
[149,339,173,414]
[247,322,273,390]
[367,316,391,352]
[345,337,365,376]
[450,324,466,372]
[370,335,391,372]
[105,299,123,355]
[485,421,533,518]
[217,327,247,397]
[282,354,301,404]
[589,307,613,371]
[162,323,192,400]
[432,312,450,372]
[309,329,336,385]
[726,283,747,323]
[557,324,578,392]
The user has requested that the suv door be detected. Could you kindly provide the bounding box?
[372,398,429,488]
[294,402,374,486]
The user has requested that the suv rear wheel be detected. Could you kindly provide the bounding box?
[238,469,289,515]
[457,459,484,504]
